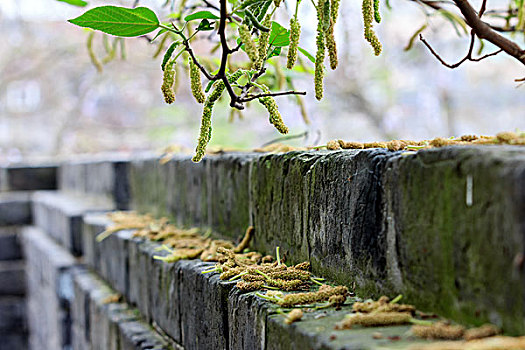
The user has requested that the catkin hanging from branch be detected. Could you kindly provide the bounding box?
[189,58,206,104]
[258,85,289,134]
[286,18,301,69]
[239,24,259,63]
[314,0,328,100]
[254,14,272,71]
[161,59,176,104]
[363,0,382,56]
[326,0,340,69]
[193,71,245,163]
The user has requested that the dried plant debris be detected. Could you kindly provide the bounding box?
[411,322,500,341]
[98,212,343,299]
[257,284,349,308]
[412,321,466,340]
[336,312,413,329]
[284,309,304,325]
[409,336,525,350]
[325,132,525,152]
[352,295,415,315]
[336,295,425,329]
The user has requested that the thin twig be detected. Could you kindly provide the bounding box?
[239,90,307,103]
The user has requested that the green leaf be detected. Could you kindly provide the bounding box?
[269,22,290,47]
[57,0,88,7]
[267,47,282,59]
[184,11,220,22]
[69,6,160,37]
[197,19,215,31]
[297,47,315,64]
[161,41,181,71]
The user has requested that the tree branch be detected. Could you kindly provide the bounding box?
[239,90,307,103]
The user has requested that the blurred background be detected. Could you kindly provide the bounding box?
[0,0,523,162]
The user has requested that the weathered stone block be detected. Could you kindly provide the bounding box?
[0,227,23,261]
[250,150,392,290]
[228,289,273,350]
[0,297,26,332]
[0,260,25,296]
[0,331,29,350]
[206,153,259,241]
[0,192,32,226]
[32,191,113,255]
[22,226,79,350]
[0,163,57,192]
[59,155,132,210]
[384,146,525,334]
[72,268,173,350]
[178,260,234,350]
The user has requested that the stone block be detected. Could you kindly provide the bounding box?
[206,153,259,241]
[22,226,79,350]
[0,297,26,332]
[250,150,392,290]
[383,146,525,334]
[59,155,131,210]
[32,191,113,255]
[0,192,32,226]
[0,260,25,296]
[0,332,28,350]
[72,268,173,350]
[228,289,272,350]
[0,227,23,261]
[0,163,57,192]
[129,156,209,229]
[178,260,234,350]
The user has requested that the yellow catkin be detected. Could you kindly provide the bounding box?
[192,70,244,162]
[327,140,341,150]
[254,15,271,71]
[326,0,340,70]
[236,281,264,292]
[411,322,466,340]
[286,17,301,69]
[239,24,259,63]
[362,0,382,56]
[285,309,304,324]
[314,0,327,100]
[233,226,255,253]
[258,88,289,134]
[189,58,206,104]
[161,59,176,104]
[463,324,500,341]
[336,312,412,329]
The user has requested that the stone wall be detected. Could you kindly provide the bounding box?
[1,146,524,349]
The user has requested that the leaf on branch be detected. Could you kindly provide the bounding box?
[57,0,88,7]
[197,19,215,31]
[184,11,220,22]
[269,22,290,47]
[69,6,160,37]
[298,47,315,63]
